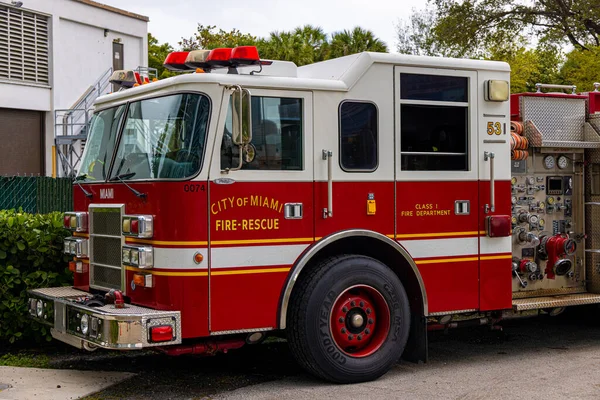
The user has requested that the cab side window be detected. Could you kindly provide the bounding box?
[400,73,469,171]
[221,96,303,171]
[339,101,378,171]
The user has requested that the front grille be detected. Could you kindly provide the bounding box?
[91,208,122,235]
[89,206,123,290]
[92,236,122,266]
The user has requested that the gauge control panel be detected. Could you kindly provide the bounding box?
[511,150,584,294]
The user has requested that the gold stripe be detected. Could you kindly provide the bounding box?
[480,255,512,261]
[126,237,314,246]
[416,256,479,265]
[213,267,291,276]
[126,238,209,246]
[211,238,313,246]
[397,231,479,239]
[125,266,290,277]
[73,232,89,238]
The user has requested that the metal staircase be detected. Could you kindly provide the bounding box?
[54,67,158,177]
[55,67,114,177]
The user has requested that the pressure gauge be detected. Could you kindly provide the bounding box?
[547,197,555,205]
[539,219,545,227]
[511,177,518,186]
[511,216,518,225]
[527,176,535,185]
[511,196,518,205]
[538,201,546,210]
[544,155,555,169]
[529,215,539,224]
[557,155,569,169]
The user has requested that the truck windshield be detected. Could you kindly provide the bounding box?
[78,105,126,181]
[110,93,211,180]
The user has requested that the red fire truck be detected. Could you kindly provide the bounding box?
[28,46,600,383]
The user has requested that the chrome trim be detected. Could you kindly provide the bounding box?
[210,327,273,336]
[278,229,428,329]
[428,309,478,316]
[29,287,182,349]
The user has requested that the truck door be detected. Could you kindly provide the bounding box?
[208,88,314,333]
[394,67,481,314]
[477,72,512,311]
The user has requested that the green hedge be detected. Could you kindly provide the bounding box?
[0,210,71,344]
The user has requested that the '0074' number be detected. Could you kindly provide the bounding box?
[183,184,205,193]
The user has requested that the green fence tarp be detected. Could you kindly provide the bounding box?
[0,177,73,213]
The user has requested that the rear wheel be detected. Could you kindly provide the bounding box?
[287,255,410,383]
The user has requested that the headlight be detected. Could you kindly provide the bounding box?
[122,245,153,268]
[36,299,44,318]
[122,248,131,264]
[80,314,89,335]
[131,250,139,266]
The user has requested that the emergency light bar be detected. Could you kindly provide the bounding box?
[108,70,137,88]
[163,46,262,72]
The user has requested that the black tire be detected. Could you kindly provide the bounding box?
[287,255,411,383]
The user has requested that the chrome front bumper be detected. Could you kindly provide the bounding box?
[28,287,181,349]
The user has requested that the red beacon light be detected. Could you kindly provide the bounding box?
[165,46,263,73]
[230,46,260,66]
[206,48,233,67]
[164,51,190,71]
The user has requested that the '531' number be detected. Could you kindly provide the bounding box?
[487,121,502,135]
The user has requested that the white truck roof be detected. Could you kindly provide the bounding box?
[95,52,510,107]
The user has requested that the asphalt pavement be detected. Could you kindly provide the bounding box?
[5,308,600,399]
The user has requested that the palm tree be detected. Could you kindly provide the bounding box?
[330,27,388,58]
[260,25,329,66]
[293,25,329,64]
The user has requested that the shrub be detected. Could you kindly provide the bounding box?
[0,210,71,344]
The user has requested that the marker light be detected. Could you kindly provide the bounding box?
[122,215,153,238]
[81,314,89,335]
[485,80,509,102]
[164,51,191,71]
[206,48,233,66]
[230,46,260,66]
[150,325,174,342]
[63,212,88,232]
[109,70,137,88]
[133,272,153,288]
[486,215,512,237]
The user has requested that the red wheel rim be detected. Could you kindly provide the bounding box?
[329,284,391,358]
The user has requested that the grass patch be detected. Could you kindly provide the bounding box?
[0,352,50,368]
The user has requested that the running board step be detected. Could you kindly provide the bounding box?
[512,293,600,311]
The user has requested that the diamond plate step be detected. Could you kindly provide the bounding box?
[513,293,600,311]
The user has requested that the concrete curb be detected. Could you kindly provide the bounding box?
[0,366,135,400]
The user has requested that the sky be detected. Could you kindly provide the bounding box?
[100,0,425,53]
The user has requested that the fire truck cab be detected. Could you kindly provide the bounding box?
[28,47,600,383]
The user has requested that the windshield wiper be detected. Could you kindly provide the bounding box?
[73,174,93,199]
[109,172,147,199]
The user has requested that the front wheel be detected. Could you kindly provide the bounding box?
[287,255,411,383]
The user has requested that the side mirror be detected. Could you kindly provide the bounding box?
[231,87,252,146]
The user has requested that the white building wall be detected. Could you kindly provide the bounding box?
[0,0,148,176]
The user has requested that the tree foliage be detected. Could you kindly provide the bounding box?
[398,0,600,58]
[330,27,388,58]
[558,46,600,91]
[175,24,387,67]
[148,33,176,79]
[179,25,258,51]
